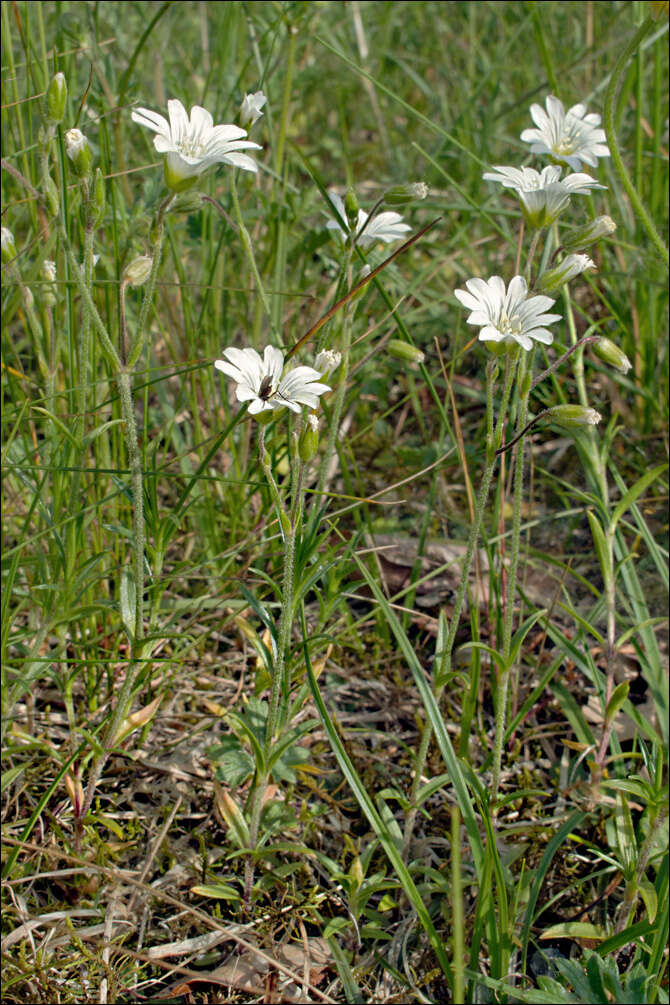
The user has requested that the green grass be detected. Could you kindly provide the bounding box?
[2,2,668,1002]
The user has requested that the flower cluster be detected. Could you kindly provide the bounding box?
[215,345,330,417]
[459,94,613,354]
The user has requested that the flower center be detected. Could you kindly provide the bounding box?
[178,137,206,158]
[554,121,584,156]
[498,312,523,337]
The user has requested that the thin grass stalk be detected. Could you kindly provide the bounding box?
[491,351,530,806]
[402,355,517,858]
[603,13,669,269]
[244,426,302,905]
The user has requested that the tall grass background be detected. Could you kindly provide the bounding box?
[1,1,668,1002]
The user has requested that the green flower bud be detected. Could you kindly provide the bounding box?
[562,216,616,253]
[387,339,425,365]
[122,256,153,287]
[170,191,204,214]
[1,227,17,264]
[344,188,360,230]
[591,337,632,375]
[383,182,429,207]
[546,404,602,429]
[536,254,596,293]
[43,176,60,216]
[65,128,92,178]
[299,413,320,462]
[46,72,67,125]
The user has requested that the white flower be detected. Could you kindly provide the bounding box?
[131,98,262,191]
[1,227,17,263]
[215,345,331,416]
[454,275,561,351]
[325,192,411,248]
[240,91,267,126]
[483,164,605,226]
[521,95,610,172]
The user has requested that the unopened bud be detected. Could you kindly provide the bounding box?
[314,349,341,375]
[1,227,17,264]
[344,188,360,230]
[383,182,428,207]
[42,259,57,306]
[111,695,162,747]
[239,90,267,126]
[536,254,596,293]
[122,255,153,287]
[388,339,425,365]
[170,190,204,214]
[562,216,616,252]
[299,413,320,461]
[65,128,92,178]
[592,337,632,375]
[46,72,67,125]
[546,404,602,428]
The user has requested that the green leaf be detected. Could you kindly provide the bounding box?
[610,464,668,533]
[190,883,241,901]
[540,922,607,941]
[605,681,630,726]
[209,736,255,787]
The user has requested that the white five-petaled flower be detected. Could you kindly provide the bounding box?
[482,164,605,226]
[325,192,411,248]
[240,91,267,127]
[131,98,262,192]
[521,95,610,172]
[215,345,331,416]
[454,275,561,351]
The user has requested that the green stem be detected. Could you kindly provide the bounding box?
[491,352,530,805]
[402,355,517,858]
[230,174,280,343]
[127,194,174,368]
[314,247,355,503]
[244,425,299,905]
[603,15,669,269]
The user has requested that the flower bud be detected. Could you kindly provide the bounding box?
[46,72,67,125]
[344,188,360,230]
[170,191,204,214]
[387,339,425,365]
[122,255,153,287]
[562,216,616,252]
[239,90,267,126]
[314,349,341,376]
[536,254,596,293]
[591,337,632,375]
[1,227,17,264]
[383,182,429,207]
[41,259,57,307]
[299,413,319,461]
[546,404,602,428]
[65,128,92,178]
